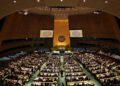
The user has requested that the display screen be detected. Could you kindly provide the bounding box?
[40,30,53,38]
[70,30,83,37]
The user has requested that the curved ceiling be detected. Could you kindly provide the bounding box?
[28,7,97,18]
[0,0,120,19]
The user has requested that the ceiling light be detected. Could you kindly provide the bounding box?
[13,0,16,3]
[18,10,29,15]
[60,0,63,2]
[93,10,102,15]
[83,0,86,3]
[105,0,108,4]
[24,11,28,15]
[93,11,99,15]
[37,0,40,2]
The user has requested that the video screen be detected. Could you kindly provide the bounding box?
[40,30,53,38]
[70,30,83,37]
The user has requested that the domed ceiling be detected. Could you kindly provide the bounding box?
[0,0,120,18]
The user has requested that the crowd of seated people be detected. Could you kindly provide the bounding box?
[32,56,60,86]
[76,53,120,86]
[0,53,48,86]
[98,49,120,61]
[99,48,120,56]
[73,48,96,53]
[1,49,120,86]
[64,56,94,86]
[0,51,27,62]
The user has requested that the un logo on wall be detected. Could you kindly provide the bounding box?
[58,35,65,42]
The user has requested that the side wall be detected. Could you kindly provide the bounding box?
[0,13,54,56]
[69,13,120,49]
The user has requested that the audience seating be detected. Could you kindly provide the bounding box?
[0,49,120,86]
[64,57,94,86]
[0,53,48,86]
[76,53,120,86]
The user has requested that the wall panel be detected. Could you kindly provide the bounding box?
[69,13,120,49]
[0,13,54,54]
[69,13,117,38]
